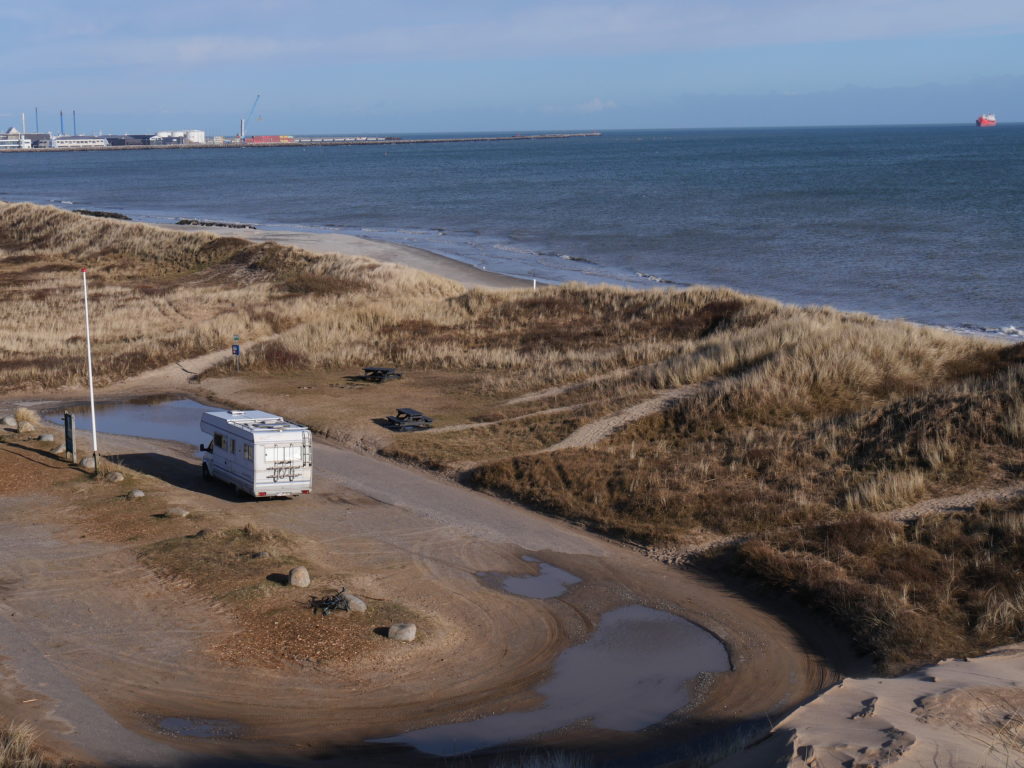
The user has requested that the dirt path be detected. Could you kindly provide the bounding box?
[540,385,700,452]
[640,481,1024,568]
[886,482,1024,521]
[0,419,837,765]
[502,368,632,406]
[428,404,577,434]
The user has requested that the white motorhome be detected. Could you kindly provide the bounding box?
[200,410,312,498]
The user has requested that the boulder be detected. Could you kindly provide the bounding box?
[79,456,96,470]
[164,507,190,518]
[387,623,417,642]
[51,443,66,455]
[343,595,367,613]
[127,489,145,500]
[37,433,54,442]
[288,566,310,588]
[105,471,125,483]
[1,415,17,428]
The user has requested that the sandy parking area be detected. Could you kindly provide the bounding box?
[0,405,836,765]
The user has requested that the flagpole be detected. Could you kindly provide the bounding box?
[82,268,99,475]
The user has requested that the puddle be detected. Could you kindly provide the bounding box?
[374,605,730,756]
[156,716,241,740]
[485,555,582,599]
[48,397,210,447]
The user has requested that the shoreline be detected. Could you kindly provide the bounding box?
[165,221,1024,344]
[164,222,533,290]
[16,199,1024,338]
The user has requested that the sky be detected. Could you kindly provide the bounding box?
[2,0,1023,134]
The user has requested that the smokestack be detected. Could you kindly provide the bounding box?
[240,118,245,140]
[21,113,26,134]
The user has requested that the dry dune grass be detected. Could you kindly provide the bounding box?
[733,495,1024,672]
[0,201,458,391]
[4,202,1024,671]
[0,721,66,768]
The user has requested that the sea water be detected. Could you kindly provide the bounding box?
[1,126,1021,334]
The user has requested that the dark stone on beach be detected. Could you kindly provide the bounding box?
[176,218,255,230]
[74,209,131,220]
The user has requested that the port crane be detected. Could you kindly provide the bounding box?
[239,94,261,139]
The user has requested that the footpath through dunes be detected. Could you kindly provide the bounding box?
[538,384,704,453]
[0,414,837,766]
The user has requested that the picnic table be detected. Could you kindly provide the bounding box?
[385,408,433,431]
[363,367,402,383]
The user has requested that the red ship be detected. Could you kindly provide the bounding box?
[976,113,997,127]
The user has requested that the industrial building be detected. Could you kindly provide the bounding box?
[49,136,109,149]
[149,130,206,145]
[0,128,31,149]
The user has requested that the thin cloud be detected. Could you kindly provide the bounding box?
[578,97,617,113]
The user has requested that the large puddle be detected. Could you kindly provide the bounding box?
[375,605,730,756]
[48,397,210,447]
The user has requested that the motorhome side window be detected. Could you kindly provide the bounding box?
[231,439,236,453]
[243,444,253,461]
[213,433,224,449]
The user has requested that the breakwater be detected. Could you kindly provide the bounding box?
[1,131,601,153]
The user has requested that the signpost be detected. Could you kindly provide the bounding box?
[232,335,241,370]
[81,268,99,475]
[63,411,77,464]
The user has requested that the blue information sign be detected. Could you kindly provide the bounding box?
[232,344,240,355]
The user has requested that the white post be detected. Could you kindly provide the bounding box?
[81,268,99,475]
[533,278,537,291]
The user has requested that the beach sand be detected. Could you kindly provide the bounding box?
[717,644,1024,767]
[167,223,531,290]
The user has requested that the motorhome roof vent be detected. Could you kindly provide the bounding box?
[230,410,246,415]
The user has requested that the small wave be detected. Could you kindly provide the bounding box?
[951,323,1024,339]
[561,254,596,264]
[635,271,680,285]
